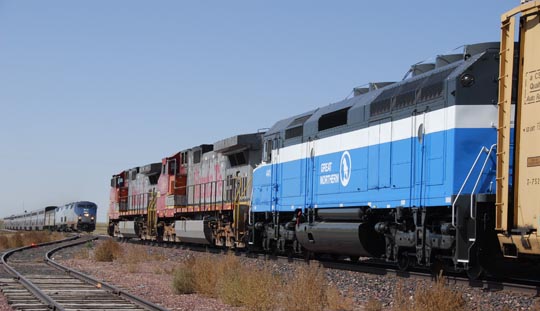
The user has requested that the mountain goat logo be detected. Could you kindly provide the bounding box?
[340,151,352,187]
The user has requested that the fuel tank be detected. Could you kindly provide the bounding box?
[174,220,212,244]
[118,221,138,238]
[296,222,384,257]
[316,207,364,221]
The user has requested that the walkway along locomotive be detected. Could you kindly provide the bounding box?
[108,2,540,278]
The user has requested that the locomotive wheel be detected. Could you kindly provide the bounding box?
[397,252,410,271]
[430,259,445,278]
[271,242,278,256]
[304,251,314,262]
[219,237,227,250]
[466,263,484,280]
[467,246,485,280]
[282,246,295,260]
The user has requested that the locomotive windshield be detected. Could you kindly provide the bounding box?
[75,203,97,212]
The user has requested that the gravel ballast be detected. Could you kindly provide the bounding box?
[50,240,540,311]
[1,239,538,311]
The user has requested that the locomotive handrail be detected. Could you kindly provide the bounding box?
[116,178,251,213]
[470,144,497,220]
[451,146,489,227]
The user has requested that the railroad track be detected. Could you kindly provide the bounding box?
[124,237,540,296]
[1,235,168,311]
[317,259,540,296]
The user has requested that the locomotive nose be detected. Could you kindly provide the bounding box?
[78,214,95,223]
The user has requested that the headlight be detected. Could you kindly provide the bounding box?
[460,73,475,87]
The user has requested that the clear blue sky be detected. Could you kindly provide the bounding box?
[0,1,517,222]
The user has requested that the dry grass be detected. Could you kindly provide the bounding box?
[94,223,109,235]
[116,243,166,264]
[392,273,465,311]
[189,254,280,310]
[74,248,91,259]
[326,284,355,311]
[393,282,411,310]
[284,264,327,311]
[91,239,166,264]
[172,263,196,294]
[126,263,139,273]
[11,234,24,247]
[170,255,352,311]
[191,254,238,297]
[0,236,9,250]
[73,240,94,259]
[216,269,243,306]
[284,264,343,311]
[533,299,540,311]
[237,266,281,311]
[217,259,283,311]
[364,298,383,311]
[153,266,164,274]
[0,231,64,251]
[94,239,122,262]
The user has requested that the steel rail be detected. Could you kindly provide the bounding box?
[46,237,169,311]
[318,259,540,295]
[126,236,540,296]
[1,236,80,311]
[2,235,168,311]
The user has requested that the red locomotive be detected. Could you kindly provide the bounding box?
[108,133,263,248]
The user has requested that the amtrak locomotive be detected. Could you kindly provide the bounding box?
[4,201,97,232]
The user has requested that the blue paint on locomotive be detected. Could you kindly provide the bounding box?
[74,202,97,217]
[3,201,97,231]
[251,127,499,213]
[55,201,97,231]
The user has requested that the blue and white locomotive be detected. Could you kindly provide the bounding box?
[4,201,97,232]
[250,43,502,273]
